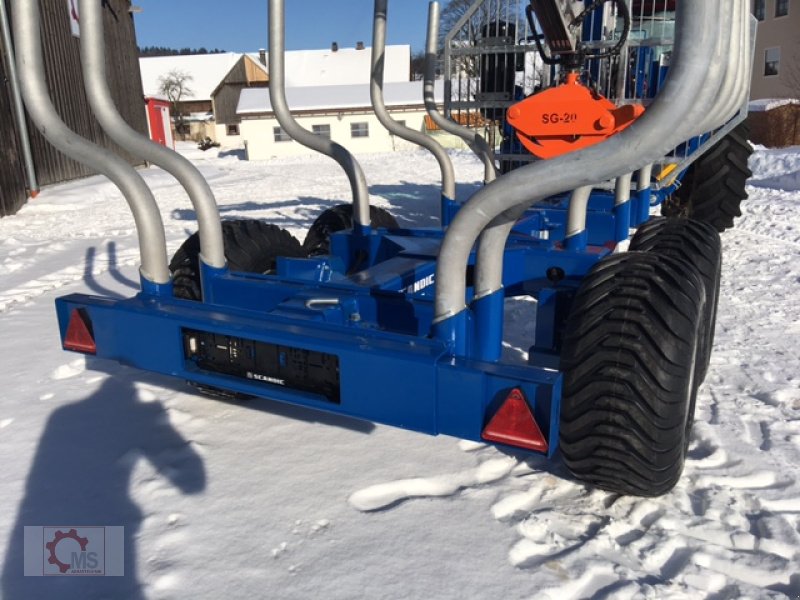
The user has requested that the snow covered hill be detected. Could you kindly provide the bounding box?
[0,144,798,599]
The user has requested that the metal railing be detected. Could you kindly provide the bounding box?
[432,0,748,341]
[440,0,753,188]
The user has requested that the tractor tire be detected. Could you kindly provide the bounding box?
[661,121,753,232]
[630,217,721,385]
[169,219,304,300]
[303,204,399,256]
[559,252,704,497]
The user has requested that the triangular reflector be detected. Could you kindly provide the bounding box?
[482,388,548,452]
[64,308,96,354]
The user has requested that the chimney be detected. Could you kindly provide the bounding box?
[356,41,365,50]
[331,41,338,52]
[258,48,266,65]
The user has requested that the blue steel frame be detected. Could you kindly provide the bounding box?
[53,0,679,459]
[50,0,756,478]
[55,180,659,458]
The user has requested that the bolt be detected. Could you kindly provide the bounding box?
[596,114,614,130]
[546,267,566,284]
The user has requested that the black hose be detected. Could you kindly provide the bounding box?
[525,5,560,66]
[526,0,631,67]
[573,0,631,59]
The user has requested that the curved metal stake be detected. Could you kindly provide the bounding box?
[11,0,170,286]
[371,0,455,221]
[636,164,654,224]
[78,0,225,270]
[564,185,594,251]
[614,173,633,241]
[426,2,497,185]
[433,0,728,336]
[450,0,738,343]
[268,0,371,229]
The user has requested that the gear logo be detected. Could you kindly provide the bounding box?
[45,529,89,574]
[24,526,122,576]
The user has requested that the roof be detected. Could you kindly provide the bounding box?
[139,53,242,101]
[236,80,444,116]
[140,45,410,102]
[250,45,410,88]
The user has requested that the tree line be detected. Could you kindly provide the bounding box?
[138,46,227,57]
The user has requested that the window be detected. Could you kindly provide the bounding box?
[775,0,788,17]
[753,0,765,20]
[312,124,331,139]
[273,127,291,142]
[227,123,240,136]
[764,47,780,76]
[351,122,369,138]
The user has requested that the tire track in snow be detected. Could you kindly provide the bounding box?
[347,420,800,597]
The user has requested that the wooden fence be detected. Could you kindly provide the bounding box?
[0,0,148,217]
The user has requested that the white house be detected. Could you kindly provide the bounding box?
[236,80,449,160]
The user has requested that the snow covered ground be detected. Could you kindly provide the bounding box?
[0,143,798,599]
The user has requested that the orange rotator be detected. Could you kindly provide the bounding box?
[506,72,645,159]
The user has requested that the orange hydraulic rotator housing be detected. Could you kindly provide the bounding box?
[506,72,644,159]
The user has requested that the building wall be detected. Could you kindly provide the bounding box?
[214,122,244,147]
[750,0,800,99]
[0,62,26,217]
[212,56,269,148]
[16,0,147,186]
[240,110,438,160]
[0,0,148,217]
[212,56,268,125]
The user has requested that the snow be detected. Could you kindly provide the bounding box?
[748,145,800,193]
[748,98,800,113]
[0,143,799,598]
[237,80,444,115]
[274,45,410,88]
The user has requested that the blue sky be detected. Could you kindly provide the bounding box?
[134,0,433,53]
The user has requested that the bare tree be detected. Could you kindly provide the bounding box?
[410,50,426,81]
[439,0,519,81]
[158,69,194,137]
[439,0,517,49]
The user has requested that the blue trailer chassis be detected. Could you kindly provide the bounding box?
[55,188,657,456]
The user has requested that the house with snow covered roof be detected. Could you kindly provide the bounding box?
[235,80,448,160]
[213,44,411,147]
[139,52,242,138]
[139,44,411,145]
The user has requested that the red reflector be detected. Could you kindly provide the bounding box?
[64,308,96,354]
[482,388,548,453]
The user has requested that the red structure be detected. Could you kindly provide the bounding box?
[145,97,174,148]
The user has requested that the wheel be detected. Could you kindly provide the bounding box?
[559,252,704,497]
[630,217,721,385]
[169,219,305,300]
[303,204,399,256]
[661,121,753,232]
